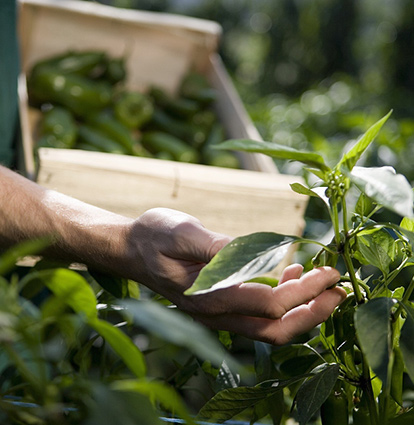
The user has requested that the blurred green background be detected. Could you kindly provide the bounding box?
[90,0,414,177]
[88,0,414,264]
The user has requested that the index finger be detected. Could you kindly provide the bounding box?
[181,267,342,320]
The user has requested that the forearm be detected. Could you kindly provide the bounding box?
[0,165,134,272]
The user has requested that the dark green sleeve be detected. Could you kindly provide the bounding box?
[0,0,19,167]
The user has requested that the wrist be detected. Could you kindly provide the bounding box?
[42,191,135,275]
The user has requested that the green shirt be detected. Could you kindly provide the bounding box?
[0,0,19,167]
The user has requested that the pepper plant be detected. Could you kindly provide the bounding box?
[185,111,414,425]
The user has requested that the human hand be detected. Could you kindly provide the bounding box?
[124,207,233,302]
[184,264,346,345]
[124,208,346,345]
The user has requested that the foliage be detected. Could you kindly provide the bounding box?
[184,112,414,424]
[0,243,245,424]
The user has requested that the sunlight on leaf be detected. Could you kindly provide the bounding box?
[338,111,392,172]
[400,217,414,232]
[290,183,331,209]
[89,318,146,378]
[185,233,297,295]
[39,269,98,320]
[350,166,413,218]
[112,379,194,425]
[217,139,330,171]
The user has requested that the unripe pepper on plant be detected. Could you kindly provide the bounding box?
[320,382,349,425]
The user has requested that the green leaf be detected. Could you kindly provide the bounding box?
[338,111,392,172]
[290,183,330,208]
[400,302,414,383]
[185,232,297,295]
[355,192,376,218]
[290,183,318,197]
[111,379,194,425]
[355,228,396,274]
[85,384,162,425]
[304,167,328,181]
[196,376,306,423]
[295,363,340,425]
[252,392,284,425]
[350,166,413,218]
[39,269,98,320]
[120,299,240,372]
[354,297,396,385]
[89,318,146,378]
[400,216,414,232]
[217,139,330,171]
[88,269,130,299]
[247,276,279,287]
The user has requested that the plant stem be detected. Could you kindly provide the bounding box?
[332,200,341,246]
[361,358,380,425]
[342,196,349,236]
[342,246,365,304]
[393,275,414,321]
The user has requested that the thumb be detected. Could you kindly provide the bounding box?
[177,220,232,263]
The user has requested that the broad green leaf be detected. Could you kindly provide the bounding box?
[304,167,328,181]
[252,392,284,425]
[0,237,51,276]
[279,354,321,378]
[400,302,414,383]
[338,111,392,172]
[400,216,414,232]
[355,192,375,218]
[120,299,240,372]
[39,269,98,320]
[350,166,413,218]
[185,232,297,295]
[89,317,146,378]
[354,297,396,385]
[111,379,194,425]
[295,363,340,425]
[354,228,396,273]
[217,139,330,171]
[196,376,306,423]
[290,182,318,197]
[254,341,273,381]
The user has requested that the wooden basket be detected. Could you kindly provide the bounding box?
[17,0,308,271]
